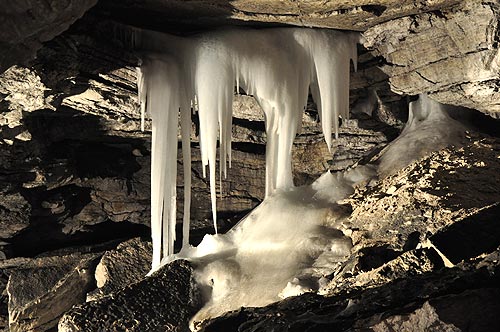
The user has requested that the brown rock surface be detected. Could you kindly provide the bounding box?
[90,238,152,300]
[368,288,500,332]
[346,135,500,252]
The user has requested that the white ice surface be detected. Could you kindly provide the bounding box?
[179,94,464,328]
[172,175,361,329]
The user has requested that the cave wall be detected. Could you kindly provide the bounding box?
[0,0,498,271]
[0,1,413,257]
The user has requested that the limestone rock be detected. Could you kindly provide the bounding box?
[0,269,9,330]
[370,301,461,332]
[326,248,444,296]
[0,193,31,239]
[95,0,459,31]
[363,0,500,117]
[89,238,152,300]
[346,135,500,252]
[5,253,100,332]
[59,259,200,332]
[368,289,500,332]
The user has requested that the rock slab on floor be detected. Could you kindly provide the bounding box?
[89,237,152,300]
[5,253,100,332]
[59,259,200,332]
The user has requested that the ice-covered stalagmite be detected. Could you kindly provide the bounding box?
[136,28,358,268]
[377,94,466,177]
[181,168,372,328]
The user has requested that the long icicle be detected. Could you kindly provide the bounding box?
[180,101,192,249]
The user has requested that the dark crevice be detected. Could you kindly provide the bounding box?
[21,185,92,221]
[73,141,141,179]
[415,70,437,84]
[357,245,401,272]
[431,204,500,264]
[81,72,137,93]
[22,108,146,180]
[360,5,387,17]
[232,117,265,132]
[4,219,150,258]
[231,142,266,155]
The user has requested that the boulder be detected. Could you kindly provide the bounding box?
[89,237,152,300]
[326,248,444,296]
[59,259,200,332]
[4,253,100,332]
[367,288,500,332]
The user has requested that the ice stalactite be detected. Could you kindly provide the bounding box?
[140,57,183,268]
[137,28,359,269]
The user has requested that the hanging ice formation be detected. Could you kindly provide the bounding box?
[136,28,359,269]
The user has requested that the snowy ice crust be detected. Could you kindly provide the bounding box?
[137,28,358,269]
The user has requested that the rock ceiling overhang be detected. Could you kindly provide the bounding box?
[1,0,500,118]
[95,0,461,32]
[0,0,460,71]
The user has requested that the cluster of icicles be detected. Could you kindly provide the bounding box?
[136,27,359,270]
